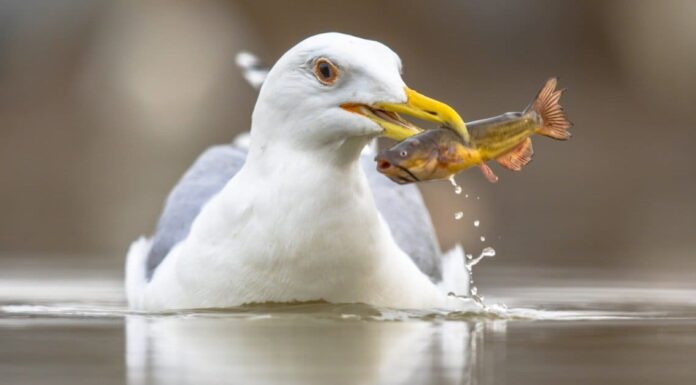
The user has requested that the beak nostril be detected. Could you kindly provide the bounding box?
[378,160,392,170]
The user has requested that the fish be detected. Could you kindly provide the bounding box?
[374,78,572,184]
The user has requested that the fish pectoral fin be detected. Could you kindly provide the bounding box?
[496,138,534,171]
[478,163,499,183]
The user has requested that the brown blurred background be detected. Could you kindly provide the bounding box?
[1,0,695,285]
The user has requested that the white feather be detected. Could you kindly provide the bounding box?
[438,244,469,296]
[232,132,251,149]
[125,237,152,308]
[235,51,269,90]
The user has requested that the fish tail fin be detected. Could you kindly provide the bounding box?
[526,77,573,140]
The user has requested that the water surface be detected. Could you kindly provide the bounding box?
[1,259,695,385]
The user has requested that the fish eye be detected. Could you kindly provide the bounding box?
[313,58,339,85]
[400,150,408,157]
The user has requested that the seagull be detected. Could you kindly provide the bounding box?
[126,32,471,311]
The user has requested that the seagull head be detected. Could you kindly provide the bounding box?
[250,32,467,158]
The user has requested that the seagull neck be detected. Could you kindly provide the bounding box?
[246,135,371,175]
[227,134,394,266]
[239,135,378,220]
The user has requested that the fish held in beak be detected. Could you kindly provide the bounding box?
[374,128,477,184]
[376,78,573,184]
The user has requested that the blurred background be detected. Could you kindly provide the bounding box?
[1,0,695,287]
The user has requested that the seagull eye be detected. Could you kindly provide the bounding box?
[313,58,338,85]
[400,150,408,157]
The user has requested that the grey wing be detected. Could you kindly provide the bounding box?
[146,144,247,280]
[361,155,443,282]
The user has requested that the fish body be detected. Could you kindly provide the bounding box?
[375,78,572,184]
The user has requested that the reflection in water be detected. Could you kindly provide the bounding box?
[4,273,696,385]
[4,283,696,385]
[125,311,502,385]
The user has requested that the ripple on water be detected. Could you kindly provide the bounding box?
[3,290,696,322]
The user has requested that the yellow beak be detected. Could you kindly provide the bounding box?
[341,87,469,142]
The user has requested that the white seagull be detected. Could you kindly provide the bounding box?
[126,32,472,311]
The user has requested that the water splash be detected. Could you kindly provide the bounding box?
[464,247,496,307]
[466,247,495,269]
[445,179,495,308]
[448,175,463,195]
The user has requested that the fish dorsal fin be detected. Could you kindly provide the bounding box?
[478,163,499,183]
[496,138,534,171]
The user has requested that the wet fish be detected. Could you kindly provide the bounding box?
[375,78,572,184]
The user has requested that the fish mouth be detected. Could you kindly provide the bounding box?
[376,158,420,184]
[341,87,470,142]
[394,165,421,184]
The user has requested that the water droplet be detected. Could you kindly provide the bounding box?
[480,236,486,242]
[448,175,462,195]
[466,253,473,259]
[465,246,496,269]
[454,211,464,220]
[476,196,480,200]
[474,220,480,227]
[471,286,478,295]
[465,194,469,198]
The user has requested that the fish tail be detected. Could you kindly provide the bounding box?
[526,78,573,140]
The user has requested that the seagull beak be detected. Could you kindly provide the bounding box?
[341,87,469,142]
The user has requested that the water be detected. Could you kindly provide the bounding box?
[449,175,463,195]
[447,178,493,305]
[2,259,696,385]
[466,247,496,270]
